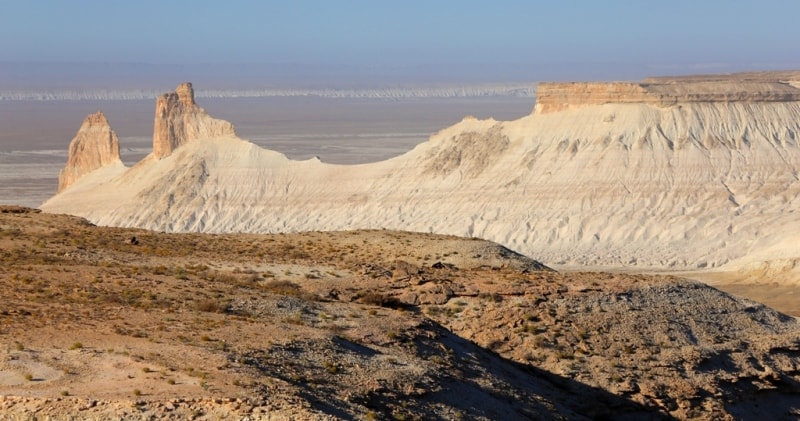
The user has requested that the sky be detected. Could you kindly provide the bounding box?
[1,0,799,84]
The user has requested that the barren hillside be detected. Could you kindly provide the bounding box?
[1,206,799,419]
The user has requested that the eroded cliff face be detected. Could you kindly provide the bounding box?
[42,71,800,279]
[535,72,800,113]
[58,111,121,192]
[152,82,235,159]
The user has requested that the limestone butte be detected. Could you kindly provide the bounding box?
[152,82,235,159]
[57,111,121,192]
[534,72,800,113]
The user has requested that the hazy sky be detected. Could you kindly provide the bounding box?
[1,0,798,82]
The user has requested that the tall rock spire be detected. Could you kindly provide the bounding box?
[152,82,235,159]
[58,111,121,192]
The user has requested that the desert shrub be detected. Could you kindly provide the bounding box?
[262,280,302,295]
[425,306,445,316]
[486,340,504,351]
[323,360,339,374]
[261,280,319,301]
[203,271,237,283]
[358,292,404,309]
[479,292,504,303]
[283,312,305,325]
[555,349,575,360]
[429,355,446,365]
[173,267,189,280]
[280,244,310,260]
[194,299,228,313]
[151,265,169,275]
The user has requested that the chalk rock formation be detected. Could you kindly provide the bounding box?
[41,71,800,282]
[57,111,121,192]
[152,82,235,159]
[535,71,800,113]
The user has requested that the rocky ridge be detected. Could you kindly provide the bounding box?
[57,111,122,192]
[2,207,800,419]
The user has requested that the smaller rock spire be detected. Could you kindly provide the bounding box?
[58,111,122,192]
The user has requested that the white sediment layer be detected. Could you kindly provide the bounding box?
[42,99,800,282]
[0,84,537,101]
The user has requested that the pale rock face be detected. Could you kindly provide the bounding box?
[41,72,800,282]
[58,111,121,192]
[535,76,800,114]
[152,82,235,159]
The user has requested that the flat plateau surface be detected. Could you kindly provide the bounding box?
[1,206,799,420]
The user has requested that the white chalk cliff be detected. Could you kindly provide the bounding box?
[42,73,800,281]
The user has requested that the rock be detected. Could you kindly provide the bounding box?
[534,75,800,113]
[152,82,236,159]
[399,292,419,305]
[58,111,121,192]
[431,261,456,270]
[392,260,421,279]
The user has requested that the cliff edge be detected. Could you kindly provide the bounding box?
[534,71,800,113]
[57,111,121,192]
[152,82,235,159]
